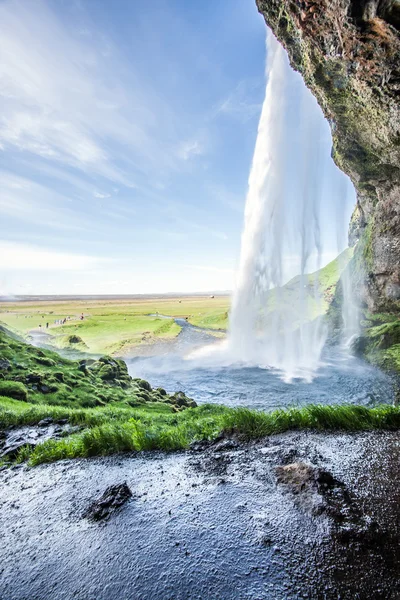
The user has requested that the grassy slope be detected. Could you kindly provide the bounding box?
[0,326,399,467]
[265,248,354,325]
[0,325,196,411]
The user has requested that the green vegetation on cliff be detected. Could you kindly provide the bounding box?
[352,313,400,373]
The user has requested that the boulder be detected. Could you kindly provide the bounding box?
[98,364,117,381]
[26,373,43,384]
[276,462,340,493]
[83,482,133,521]
[67,335,83,344]
[135,378,152,392]
[171,391,197,408]
[35,356,56,367]
[0,359,11,372]
[53,372,65,383]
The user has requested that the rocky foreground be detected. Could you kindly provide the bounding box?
[1,429,399,600]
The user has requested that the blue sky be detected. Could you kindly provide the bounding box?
[0,0,355,295]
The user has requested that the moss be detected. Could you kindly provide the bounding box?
[98,364,116,381]
[34,356,56,367]
[134,378,152,392]
[352,312,400,373]
[0,326,192,411]
[0,380,28,401]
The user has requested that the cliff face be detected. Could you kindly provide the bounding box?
[256,0,400,313]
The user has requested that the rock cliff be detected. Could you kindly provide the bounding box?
[256,0,400,313]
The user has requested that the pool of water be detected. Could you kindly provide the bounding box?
[127,320,394,410]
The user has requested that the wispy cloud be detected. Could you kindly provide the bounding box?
[0,241,108,271]
[0,0,204,188]
[213,80,262,124]
[0,171,84,230]
[178,139,204,161]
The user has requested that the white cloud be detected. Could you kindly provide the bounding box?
[0,0,202,187]
[178,139,204,161]
[0,241,107,271]
[93,191,111,199]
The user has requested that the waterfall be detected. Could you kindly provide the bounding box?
[228,31,329,382]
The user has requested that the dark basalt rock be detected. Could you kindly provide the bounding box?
[276,462,342,492]
[275,461,378,544]
[1,441,36,460]
[256,0,400,315]
[67,335,83,344]
[25,373,43,384]
[38,418,54,427]
[0,359,11,372]
[83,483,133,521]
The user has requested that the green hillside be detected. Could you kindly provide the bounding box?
[264,248,354,328]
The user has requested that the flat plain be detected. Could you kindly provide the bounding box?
[0,295,230,355]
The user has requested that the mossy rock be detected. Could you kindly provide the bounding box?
[170,391,197,409]
[156,387,167,396]
[53,372,65,383]
[134,378,152,392]
[0,380,28,401]
[98,364,117,381]
[25,372,43,384]
[115,359,129,373]
[67,335,84,345]
[0,358,11,372]
[115,379,130,390]
[35,356,56,367]
[137,391,151,402]
[98,355,115,365]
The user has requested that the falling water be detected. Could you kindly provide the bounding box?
[228,31,330,382]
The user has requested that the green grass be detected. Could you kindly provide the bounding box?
[3,399,399,466]
[223,404,400,439]
[2,281,400,469]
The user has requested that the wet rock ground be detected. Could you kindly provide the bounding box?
[0,430,399,599]
[0,420,80,460]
